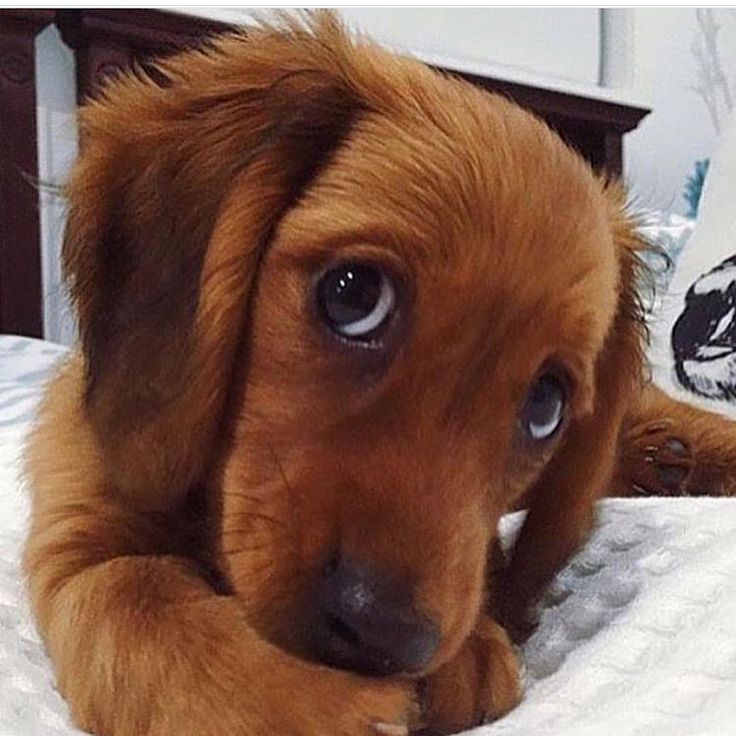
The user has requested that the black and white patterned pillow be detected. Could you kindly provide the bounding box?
[647,118,736,417]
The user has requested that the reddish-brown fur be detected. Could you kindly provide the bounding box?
[22,12,736,736]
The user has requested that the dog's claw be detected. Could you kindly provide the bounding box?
[373,700,424,736]
[373,723,409,736]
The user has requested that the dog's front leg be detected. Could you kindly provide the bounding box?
[26,552,416,736]
[23,366,416,736]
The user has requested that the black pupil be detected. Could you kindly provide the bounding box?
[320,264,382,326]
[526,374,564,436]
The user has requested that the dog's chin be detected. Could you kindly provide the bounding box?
[230,600,396,677]
[311,628,405,678]
[259,603,440,679]
[309,617,432,679]
[251,619,408,678]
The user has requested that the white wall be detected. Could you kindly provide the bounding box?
[179,8,602,87]
[336,8,601,87]
[34,24,78,345]
[625,9,736,215]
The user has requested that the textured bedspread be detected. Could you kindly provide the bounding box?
[2,335,736,736]
[0,336,81,735]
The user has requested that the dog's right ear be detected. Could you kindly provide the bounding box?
[62,12,369,509]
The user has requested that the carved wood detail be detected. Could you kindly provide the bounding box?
[0,11,54,337]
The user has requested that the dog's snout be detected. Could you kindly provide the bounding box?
[315,555,440,676]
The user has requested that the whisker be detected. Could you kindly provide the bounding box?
[227,562,280,578]
[222,444,300,549]
[220,529,282,539]
[226,510,290,530]
[221,490,270,504]
[219,540,276,550]
[267,442,297,499]
[220,546,277,557]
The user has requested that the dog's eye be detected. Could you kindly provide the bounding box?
[521,372,567,441]
[317,263,396,341]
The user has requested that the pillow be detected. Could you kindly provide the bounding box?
[637,209,694,297]
[647,115,736,418]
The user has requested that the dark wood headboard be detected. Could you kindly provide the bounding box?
[0,9,650,338]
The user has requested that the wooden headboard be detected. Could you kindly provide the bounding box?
[0,9,650,338]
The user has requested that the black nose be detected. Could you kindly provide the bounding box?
[314,555,440,676]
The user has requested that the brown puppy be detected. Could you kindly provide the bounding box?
[22,11,733,736]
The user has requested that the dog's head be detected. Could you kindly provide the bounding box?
[64,12,644,678]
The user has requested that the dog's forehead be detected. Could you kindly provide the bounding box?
[278,82,617,328]
[270,92,618,397]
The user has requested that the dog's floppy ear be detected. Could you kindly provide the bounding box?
[63,12,364,509]
[501,181,648,633]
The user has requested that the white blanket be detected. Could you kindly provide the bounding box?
[0,336,83,735]
[2,335,736,736]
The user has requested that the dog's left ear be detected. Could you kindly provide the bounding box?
[501,181,648,634]
[63,13,367,509]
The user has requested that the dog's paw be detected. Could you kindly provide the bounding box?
[321,672,420,736]
[620,420,695,497]
[364,681,421,736]
[419,618,521,735]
